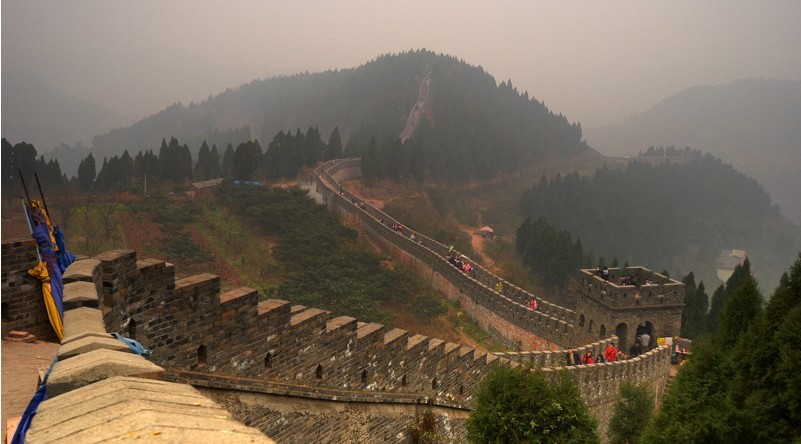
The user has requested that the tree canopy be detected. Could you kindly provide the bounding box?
[642,253,801,442]
[467,365,599,443]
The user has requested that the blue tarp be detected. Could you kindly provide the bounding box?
[11,357,57,444]
[55,228,76,274]
[112,332,152,357]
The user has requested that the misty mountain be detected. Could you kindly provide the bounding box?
[583,79,801,223]
[1,70,130,175]
[88,50,589,180]
[519,151,801,289]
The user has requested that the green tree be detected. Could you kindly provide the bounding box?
[77,153,97,192]
[467,366,599,443]
[707,259,751,333]
[607,382,654,444]
[727,252,801,441]
[194,141,211,180]
[207,144,221,178]
[303,125,325,167]
[680,272,710,339]
[323,126,343,161]
[233,140,262,180]
[158,137,193,183]
[640,337,736,443]
[2,138,38,198]
[644,253,801,442]
[221,143,235,178]
[714,275,762,348]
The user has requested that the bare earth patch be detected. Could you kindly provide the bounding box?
[119,211,244,288]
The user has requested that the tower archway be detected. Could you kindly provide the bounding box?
[636,321,655,349]
[615,323,629,353]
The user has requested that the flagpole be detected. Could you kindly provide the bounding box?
[21,198,42,263]
[34,173,51,219]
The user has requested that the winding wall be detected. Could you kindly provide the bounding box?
[1,163,673,440]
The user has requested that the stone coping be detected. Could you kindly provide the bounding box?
[27,376,274,443]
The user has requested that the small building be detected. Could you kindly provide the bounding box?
[191,178,224,199]
[479,226,495,239]
[715,249,747,283]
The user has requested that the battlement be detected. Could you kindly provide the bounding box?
[577,267,685,308]
[2,231,671,441]
[3,163,676,440]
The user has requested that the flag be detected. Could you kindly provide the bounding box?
[25,202,64,339]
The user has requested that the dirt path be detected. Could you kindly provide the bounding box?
[2,340,60,442]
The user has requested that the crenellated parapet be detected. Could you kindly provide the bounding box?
[1,238,58,341]
[577,267,685,308]
[3,234,673,442]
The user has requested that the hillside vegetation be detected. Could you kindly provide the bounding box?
[87,50,589,183]
[584,79,801,223]
[518,151,801,289]
[98,185,504,351]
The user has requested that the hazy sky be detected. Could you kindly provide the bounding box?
[3,0,801,128]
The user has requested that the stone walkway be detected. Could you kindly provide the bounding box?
[1,339,60,442]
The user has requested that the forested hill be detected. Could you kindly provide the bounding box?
[89,50,589,181]
[583,79,801,223]
[519,152,801,289]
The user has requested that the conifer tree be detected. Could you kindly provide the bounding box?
[644,253,801,442]
[221,144,235,178]
[195,141,211,180]
[323,127,343,161]
[77,153,96,192]
[680,273,710,339]
[707,259,751,333]
[608,382,653,444]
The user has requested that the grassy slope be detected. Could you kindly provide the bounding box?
[114,193,505,351]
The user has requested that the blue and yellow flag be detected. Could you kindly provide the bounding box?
[25,202,64,340]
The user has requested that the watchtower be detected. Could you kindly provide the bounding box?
[573,266,684,354]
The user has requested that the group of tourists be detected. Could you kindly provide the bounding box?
[447,253,473,274]
[351,197,367,210]
[565,342,626,366]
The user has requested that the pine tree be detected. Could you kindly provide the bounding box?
[77,153,96,192]
[195,141,211,180]
[221,144,235,178]
[707,259,751,333]
[680,273,710,339]
[323,127,343,161]
[608,382,654,444]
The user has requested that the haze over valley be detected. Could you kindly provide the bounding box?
[3,2,801,441]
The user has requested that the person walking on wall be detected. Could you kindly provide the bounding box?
[565,347,580,366]
[604,342,618,362]
[639,332,650,353]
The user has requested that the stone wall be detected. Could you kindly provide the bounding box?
[21,253,274,443]
[80,244,669,440]
[1,164,675,441]
[1,238,58,341]
[311,159,579,350]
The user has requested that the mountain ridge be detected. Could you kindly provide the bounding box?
[584,78,801,223]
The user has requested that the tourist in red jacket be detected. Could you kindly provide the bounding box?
[604,343,618,362]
